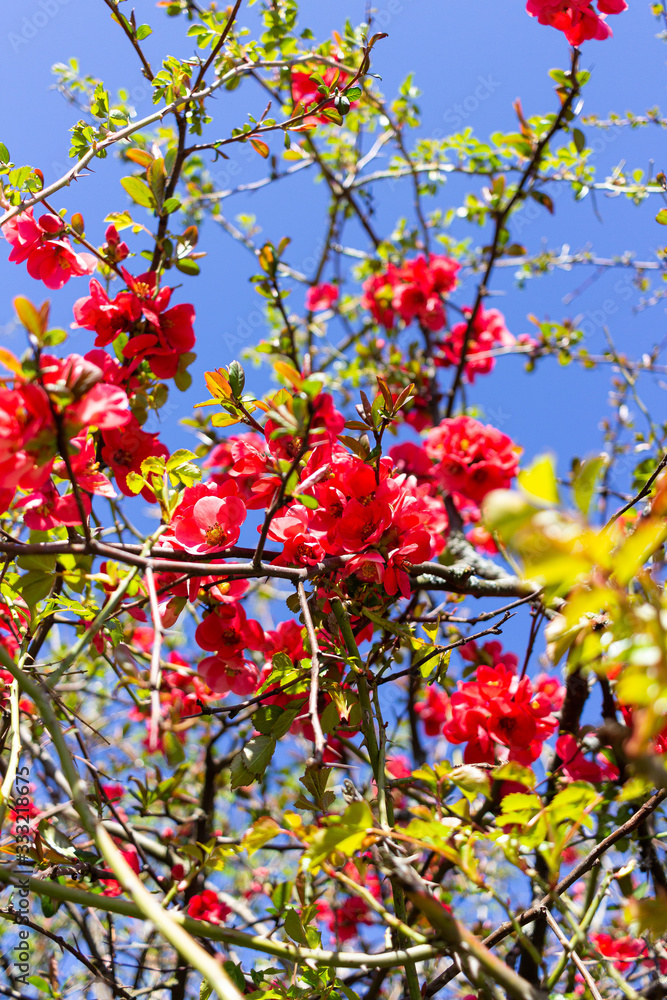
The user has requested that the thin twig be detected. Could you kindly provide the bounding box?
[297,581,326,764]
[544,909,603,1000]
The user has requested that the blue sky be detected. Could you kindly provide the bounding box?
[1,0,666,487]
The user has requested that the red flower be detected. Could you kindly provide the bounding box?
[316,896,373,942]
[425,416,521,505]
[194,602,266,660]
[306,283,339,311]
[526,0,626,45]
[167,481,247,553]
[590,933,646,971]
[2,209,96,289]
[0,383,55,497]
[15,482,90,531]
[556,734,619,783]
[362,254,460,332]
[441,661,560,765]
[291,62,358,128]
[436,307,515,383]
[102,224,129,263]
[414,686,449,737]
[417,645,562,766]
[53,435,116,498]
[40,353,132,432]
[386,755,412,779]
[205,432,281,510]
[267,505,326,566]
[336,497,393,550]
[101,845,141,897]
[389,442,434,482]
[187,889,231,924]
[198,655,259,696]
[460,640,519,672]
[101,783,125,803]
[72,269,195,379]
[72,279,140,346]
[100,417,169,501]
[0,669,33,714]
[265,619,307,663]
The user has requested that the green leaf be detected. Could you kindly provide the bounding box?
[305,799,373,869]
[625,893,667,938]
[175,257,200,276]
[613,518,667,585]
[284,907,308,945]
[163,730,185,766]
[230,752,255,790]
[241,735,276,777]
[39,895,59,919]
[166,448,197,471]
[162,197,181,215]
[271,880,292,912]
[120,175,156,209]
[242,816,281,855]
[125,471,145,495]
[227,360,245,398]
[270,707,300,740]
[27,976,51,994]
[656,209,667,225]
[250,139,270,158]
[147,157,166,208]
[14,296,44,339]
[135,24,152,40]
[199,982,213,1000]
[572,127,586,153]
[518,453,559,506]
[223,962,246,993]
[38,819,77,858]
[295,493,319,510]
[572,454,606,516]
[0,143,10,164]
[271,651,294,674]
[321,107,343,125]
[16,570,54,610]
[345,86,362,100]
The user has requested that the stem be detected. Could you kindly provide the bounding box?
[0,865,441,969]
[297,581,326,763]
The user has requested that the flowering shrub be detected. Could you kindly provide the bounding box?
[0,4,665,1000]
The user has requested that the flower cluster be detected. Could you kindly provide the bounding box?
[128,650,224,753]
[316,861,382,942]
[362,254,461,332]
[416,642,565,765]
[424,416,521,506]
[0,352,132,515]
[526,0,627,45]
[590,933,649,971]
[129,393,524,726]
[435,307,537,383]
[72,269,195,380]
[2,208,96,289]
